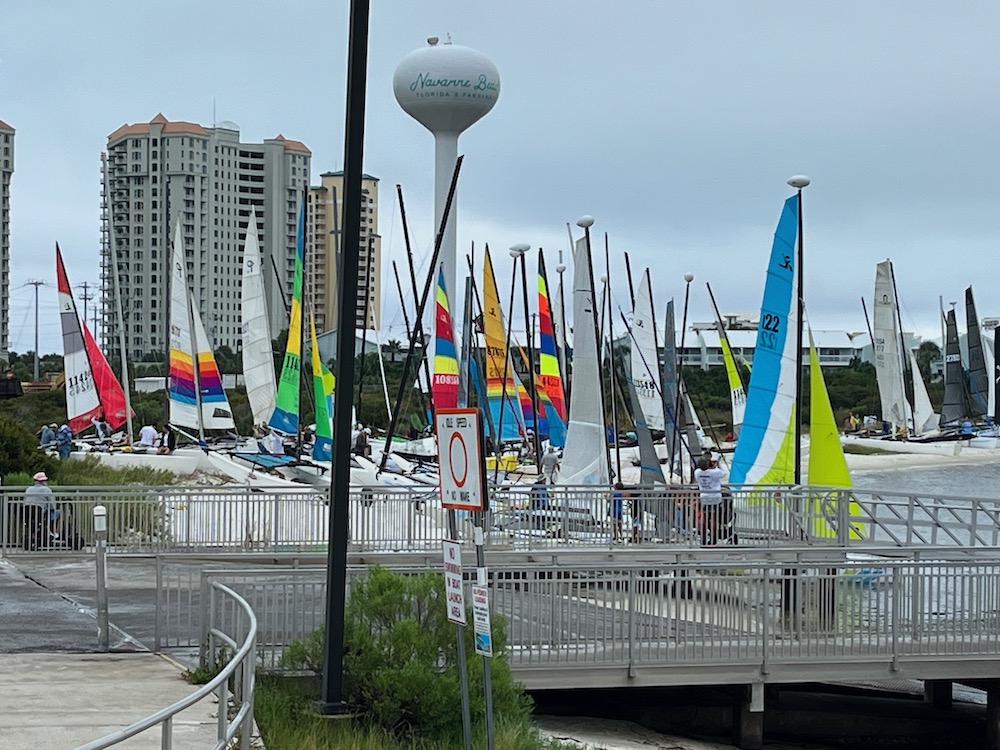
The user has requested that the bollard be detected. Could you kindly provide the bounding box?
[94,504,109,651]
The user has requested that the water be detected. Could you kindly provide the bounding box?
[852,461,1000,498]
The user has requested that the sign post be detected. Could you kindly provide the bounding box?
[437,408,491,749]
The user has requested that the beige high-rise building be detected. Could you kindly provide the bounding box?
[307,171,380,333]
[0,118,12,360]
[102,114,311,361]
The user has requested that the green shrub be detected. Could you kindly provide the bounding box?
[280,566,532,742]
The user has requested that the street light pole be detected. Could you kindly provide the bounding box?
[787,175,810,485]
[27,279,44,382]
[675,273,694,483]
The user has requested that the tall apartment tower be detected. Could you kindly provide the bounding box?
[102,114,311,361]
[0,119,13,361]
[307,171,380,333]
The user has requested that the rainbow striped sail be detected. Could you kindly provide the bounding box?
[730,195,799,486]
[537,250,566,422]
[269,199,305,436]
[310,315,333,461]
[168,222,200,430]
[432,266,459,410]
[192,303,234,430]
[482,248,524,442]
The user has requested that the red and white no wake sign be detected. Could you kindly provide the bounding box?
[435,407,486,512]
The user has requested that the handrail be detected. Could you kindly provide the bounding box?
[74,581,257,750]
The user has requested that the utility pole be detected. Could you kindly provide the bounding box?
[76,282,94,329]
[26,280,45,382]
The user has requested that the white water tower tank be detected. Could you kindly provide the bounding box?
[393,36,500,297]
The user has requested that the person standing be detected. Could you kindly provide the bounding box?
[539,446,560,483]
[609,482,626,543]
[24,471,62,540]
[694,454,728,545]
[0,367,24,399]
[56,423,74,460]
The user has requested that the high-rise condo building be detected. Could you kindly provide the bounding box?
[0,119,12,361]
[102,114,311,361]
[307,171,381,333]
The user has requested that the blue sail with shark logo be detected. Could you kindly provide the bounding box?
[729,195,800,486]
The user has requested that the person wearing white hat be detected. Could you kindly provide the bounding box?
[24,471,61,539]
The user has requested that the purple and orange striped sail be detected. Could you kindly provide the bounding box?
[537,250,567,422]
[432,267,459,410]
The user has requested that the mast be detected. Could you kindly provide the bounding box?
[888,260,917,436]
[397,184,436,423]
[788,176,810,485]
[103,152,134,441]
[604,233,622,476]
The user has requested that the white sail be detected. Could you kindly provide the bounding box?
[872,260,911,430]
[168,222,201,431]
[558,237,610,486]
[908,348,938,435]
[986,332,997,419]
[630,269,664,431]
[240,210,277,427]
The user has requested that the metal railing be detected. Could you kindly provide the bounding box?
[76,580,257,750]
[151,552,1000,688]
[4,483,1000,555]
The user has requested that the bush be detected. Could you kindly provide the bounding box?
[280,566,532,741]
[0,413,57,480]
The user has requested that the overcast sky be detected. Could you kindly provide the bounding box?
[3,1,998,355]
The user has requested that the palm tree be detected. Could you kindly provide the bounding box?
[384,339,403,363]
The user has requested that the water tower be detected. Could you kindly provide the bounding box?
[393,36,500,296]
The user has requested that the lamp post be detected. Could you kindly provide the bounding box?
[576,215,613,482]
[787,175,810,485]
[510,243,540,463]
[27,279,44,382]
[676,272,694,483]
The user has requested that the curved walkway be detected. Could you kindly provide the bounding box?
[0,560,219,750]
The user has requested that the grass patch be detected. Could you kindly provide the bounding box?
[254,676,574,750]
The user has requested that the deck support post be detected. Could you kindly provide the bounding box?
[987,681,1000,750]
[733,683,764,750]
[923,679,952,710]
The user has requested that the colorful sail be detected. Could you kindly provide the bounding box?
[431,266,459,410]
[631,269,664,432]
[482,248,524,442]
[310,315,333,461]
[806,327,860,538]
[241,209,277,428]
[269,199,305,436]
[558,235,610,486]
[707,284,747,440]
[168,222,201,431]
[57,244,102,434]
[537,250,567,421]
[192,303,235,430]
[536,380,566,448]
[82,323,131,430]
[729,195,799,486]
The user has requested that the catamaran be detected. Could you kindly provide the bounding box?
[56,244,131,437]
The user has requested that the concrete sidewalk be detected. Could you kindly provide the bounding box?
[0,559,221,749]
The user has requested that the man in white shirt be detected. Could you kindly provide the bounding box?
[694,454,728,545]
[137,423,158,450]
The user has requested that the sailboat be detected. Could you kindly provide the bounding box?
[965,286,990,420]
[481,248,526,447]
[268,200,305,438]
[707,282,746,444]
[938,307,966,430]
[56,244,131,436]
[431,266,460,410]
[729,191,857,538]
[558,233,610,486]
[241,209,277,429]
[630,269,665,434]
[537,249,567,425]
[167,222,236,435]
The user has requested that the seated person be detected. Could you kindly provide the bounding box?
[24,471,62,539]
